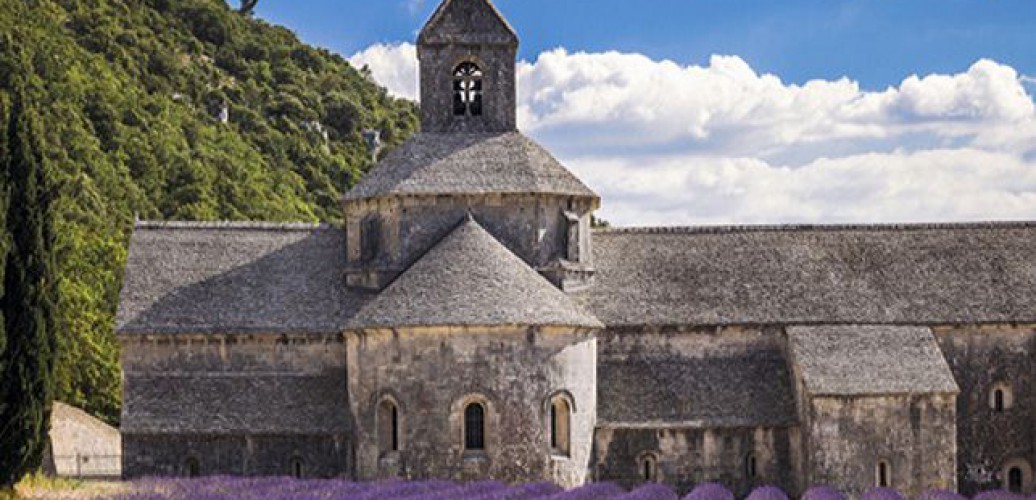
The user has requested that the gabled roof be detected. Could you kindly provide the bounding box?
[116,222,366,335]
[347,217,603,330]
[787,325,959,396]
[418,0,518,47]
[579,222,1036,327]
[599,340,796,427]
[344,132,598,202]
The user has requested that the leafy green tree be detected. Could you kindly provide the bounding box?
[0,0,419,425]
[0,91,59,489]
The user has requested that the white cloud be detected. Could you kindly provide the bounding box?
[348,43,419,101]
[351,43,1036,226]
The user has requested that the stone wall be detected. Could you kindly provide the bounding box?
[593,425,798,496]
[800,394,957,497]
[123,434,349,478]
[592,326,799,495]
[120,334,351,478]
[48,402,122,478]
[418,44,517,133]
[933,324,1036,495]
[345,325,597,488]
[344,194,595,290]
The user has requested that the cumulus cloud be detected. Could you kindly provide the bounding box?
[351,43,1036,226]
[348,43,419,101]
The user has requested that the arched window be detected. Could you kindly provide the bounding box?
[746,453,758,479]
[185,457,200,478]
[1008,467,1023,493]
[453,62,483,117]
[360,213,381,262]
[550,396,572,456]
[464,402,485,451]
[378,398,400,454]
[990,382,1013,412]
[290,457,304,479]
[638,453,659,482]
[876,460,891,488]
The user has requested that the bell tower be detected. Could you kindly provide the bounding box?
[417,0,518,133]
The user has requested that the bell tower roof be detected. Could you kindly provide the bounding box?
[418,0,518,47]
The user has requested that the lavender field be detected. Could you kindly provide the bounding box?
[95,478,1036,500]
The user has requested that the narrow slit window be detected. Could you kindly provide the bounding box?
[877,461,891,487]
[378,399,400,453]
[640,454,658,482]
[291,457,304,479]
[746,453,758,478]
[185,457,200,478]
[453,62,483,117]
[549,397,571,456]
[464,402,485,451]
[990,383,1013,412]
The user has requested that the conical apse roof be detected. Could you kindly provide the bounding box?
[347,217,603,330]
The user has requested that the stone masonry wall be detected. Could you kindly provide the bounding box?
[592,327,800,495]
[120,334,351,478]
[419,44,517,133]
[123,434,349,478]
[593,426,798,496]
[346,326,597,488]
[933,325,1036,495]
[802,394,957,497]
[344,194,594,289]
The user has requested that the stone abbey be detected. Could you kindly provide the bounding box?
[115,0,1036,496]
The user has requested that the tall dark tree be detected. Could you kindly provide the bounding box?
[0,90,59,489]
[0,93,8,424]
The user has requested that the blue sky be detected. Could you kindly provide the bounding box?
[250,0,1036,90]
[242,0,1036,226]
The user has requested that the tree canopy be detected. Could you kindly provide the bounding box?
[0,0,419,425]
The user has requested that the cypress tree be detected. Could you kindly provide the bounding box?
[0,93,8,423]
[0,90,58,489]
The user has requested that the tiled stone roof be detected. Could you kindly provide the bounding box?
[787,325,959,396]
[116,222,365,335]
[121,374,349,434]
[347,217,603,330]
[580,222,1036,327]
[343,133,597,201]
[599,340,796,427]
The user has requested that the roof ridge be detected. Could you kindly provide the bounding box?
[135,221,332,232]
[596,220,1036,235]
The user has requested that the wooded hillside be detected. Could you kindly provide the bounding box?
[0,0,419,424]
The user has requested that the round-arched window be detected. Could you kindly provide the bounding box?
[549,395,572,456]
[453,62,483,117]
[464,402,486,451]
[989,382,1014,412]
[637,452,659,483]
[185,457,200,478]
[377,398,400,454]
[876,460,892,487]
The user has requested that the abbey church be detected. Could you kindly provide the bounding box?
[115,0,1035,496]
